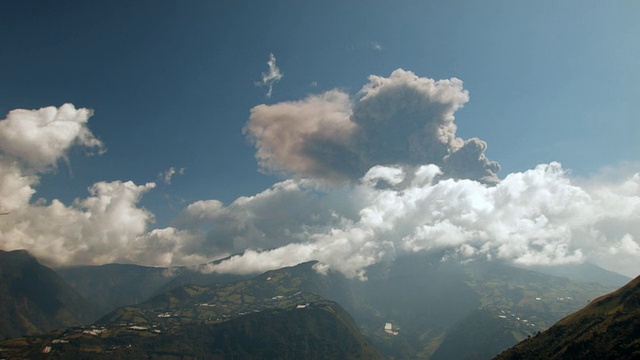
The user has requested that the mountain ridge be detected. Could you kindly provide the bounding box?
[494,275,640,360]
[0,249,99,339]
[1,260,382,359]
[0,250,626,358]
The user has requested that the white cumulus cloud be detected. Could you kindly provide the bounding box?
[0,104,160,267]
[183,162,640,279]
[0,104,103,171]
[0,181,156,266]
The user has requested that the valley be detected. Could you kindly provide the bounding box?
[0,249,628,359]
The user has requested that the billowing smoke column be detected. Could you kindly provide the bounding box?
[245,69,500,185]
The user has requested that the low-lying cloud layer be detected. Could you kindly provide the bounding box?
[0,70,638,279]
[192,163,640,279]
[245,69,500,184]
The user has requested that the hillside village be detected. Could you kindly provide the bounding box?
[2,299,330,358]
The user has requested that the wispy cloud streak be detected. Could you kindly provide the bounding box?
[257,53,283,98]
[159,167,185,185]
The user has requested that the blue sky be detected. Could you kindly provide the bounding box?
[1,1,639,276]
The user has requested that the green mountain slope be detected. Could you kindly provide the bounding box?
[9,252,622,359]
[114,255,613,360]
[0,262,381,359]
[0,301,381,359]
[0,250,98,339]
[56,263,174,315]
[426,260,622,359]
[96,262,346,326]
[56,260,251,316]
[494,275,640,360]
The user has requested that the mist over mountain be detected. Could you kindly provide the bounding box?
[516,263,631,288]
[90,253,618,359]
[338,254,620,359]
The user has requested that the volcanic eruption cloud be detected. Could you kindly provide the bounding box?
[1,70,638,278]
[202,69,639,278]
